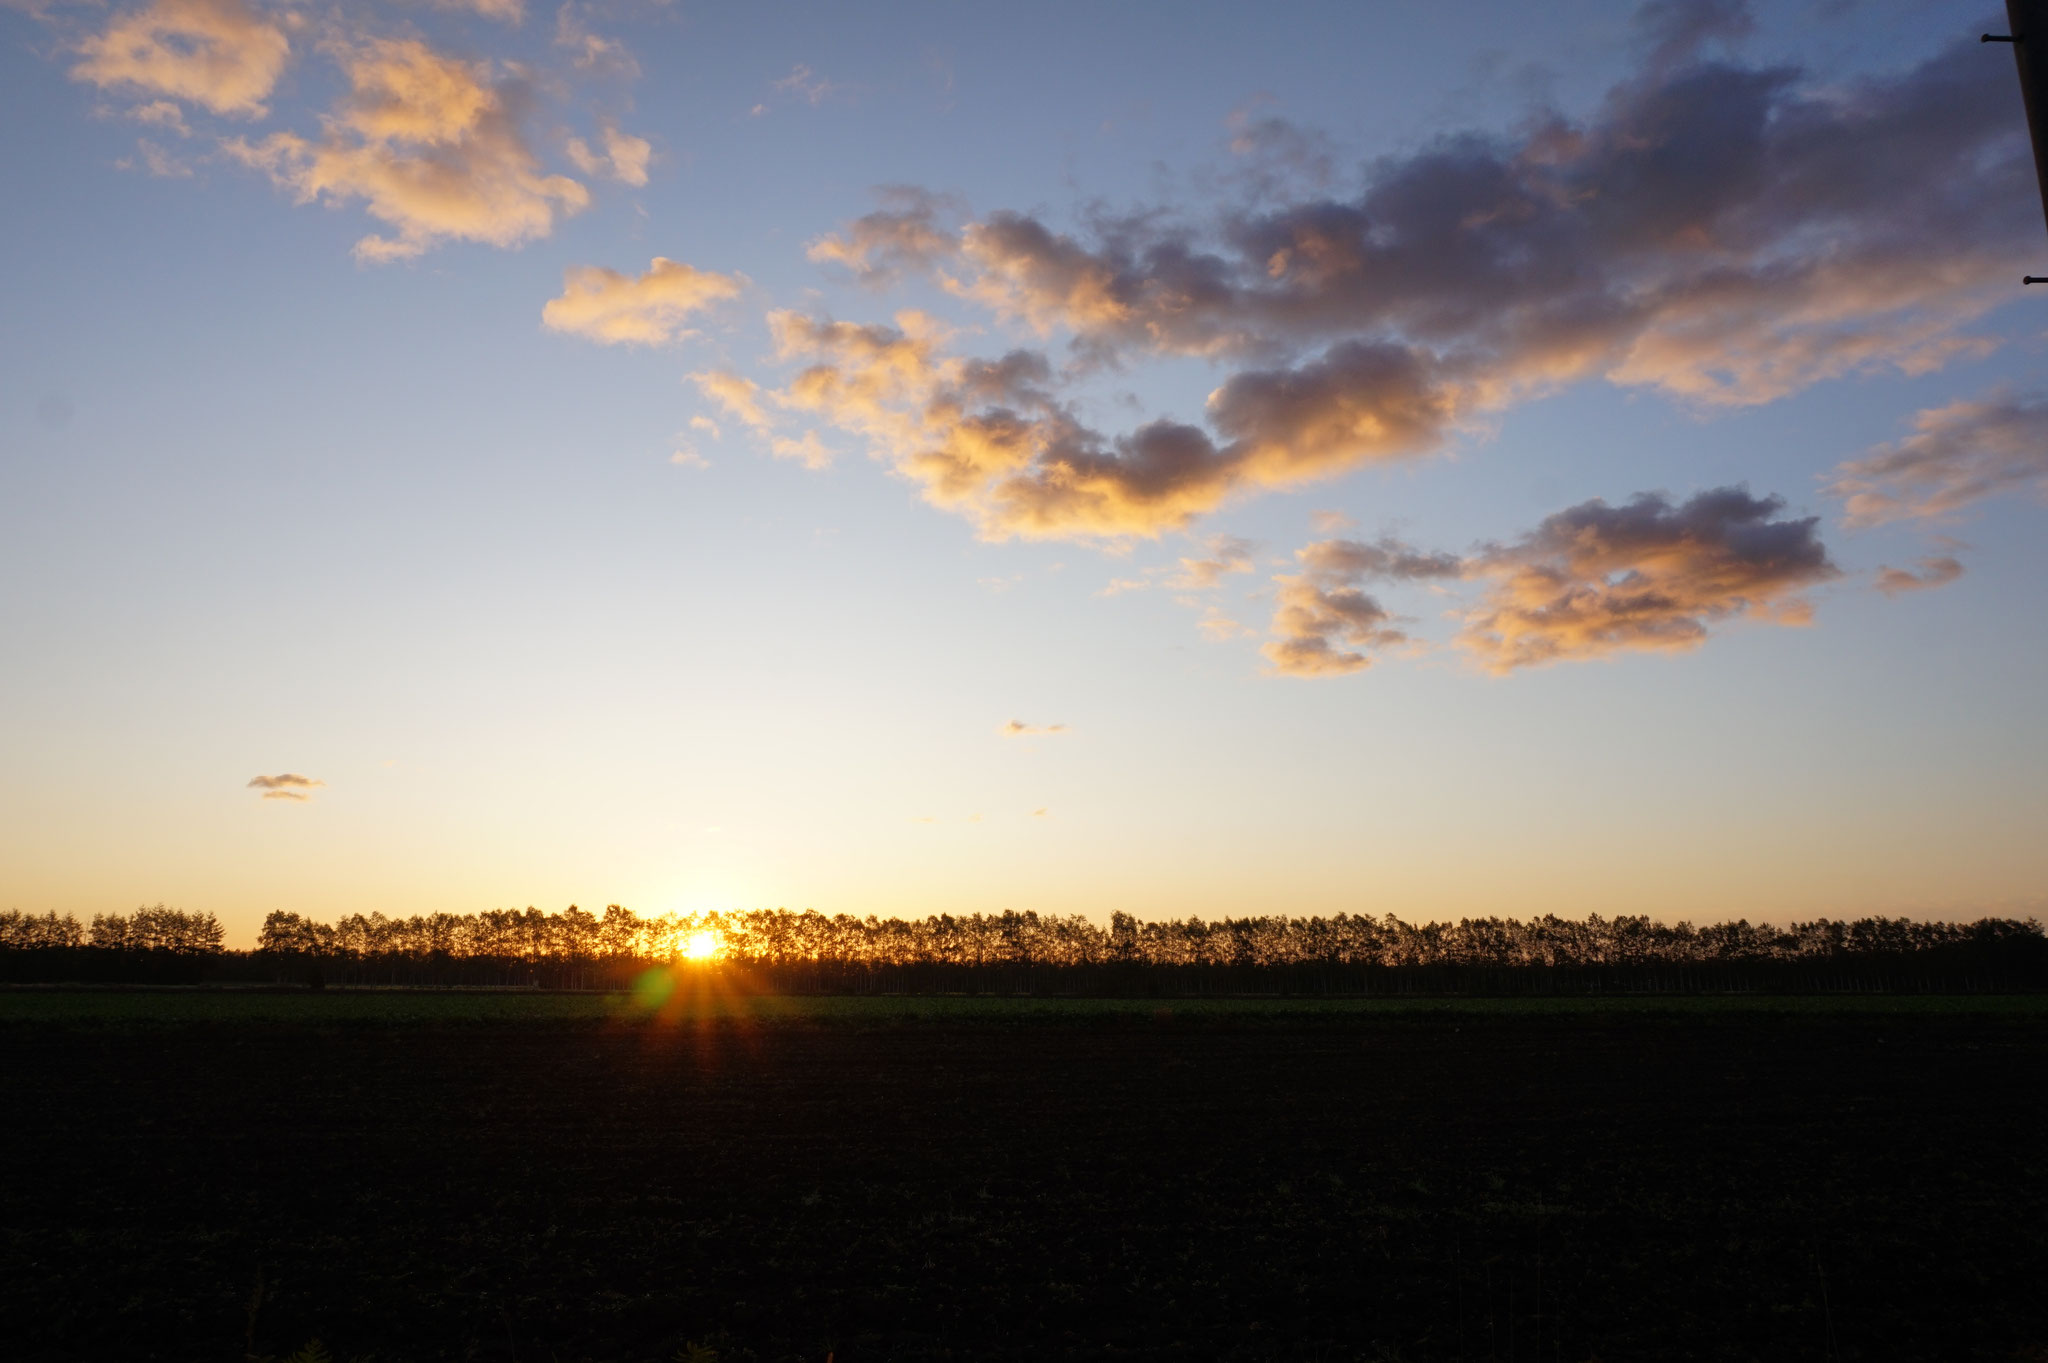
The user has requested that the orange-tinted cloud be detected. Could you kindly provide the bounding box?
[1830,390,2048,526]
[999,720,1068,737]
[1875,555,1964,596]
[565,125,651,186]
[929,37,2024,408]
[249,772,324,801]
[542,257,742,344]
[770,432,833,469]
[764,313,1466,540]
[691,369,774,431]
[224,37,587,261]
[1262,537,1462,676]
[1166,534,1256,590]
[772,29,2028,545]
[129,100,191,135]
[808,187,960,285]
[1458,488,1836,672]
[72,0,292,118]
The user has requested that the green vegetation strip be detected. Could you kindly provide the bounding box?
[1,986,2044,1024]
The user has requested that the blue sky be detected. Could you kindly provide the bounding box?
[2,0,2045,942]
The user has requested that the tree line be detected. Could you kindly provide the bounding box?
[238,905,2047,970]
[0,896,2039,982]
[0,906,223,952]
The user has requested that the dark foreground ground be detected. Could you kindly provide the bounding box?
[2,996,2044,1362]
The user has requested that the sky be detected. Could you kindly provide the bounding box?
[3,0,2046,944]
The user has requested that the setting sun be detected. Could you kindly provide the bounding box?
[681,930,719,961]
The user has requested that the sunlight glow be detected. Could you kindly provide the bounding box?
[682,929,719,961]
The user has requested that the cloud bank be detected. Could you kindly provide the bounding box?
[779,19,2031,541]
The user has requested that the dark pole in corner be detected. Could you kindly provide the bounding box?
[1987,0,2048,281]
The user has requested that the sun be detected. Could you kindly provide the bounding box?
[681,929,719,961]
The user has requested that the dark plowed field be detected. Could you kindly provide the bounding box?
[3,1007,2044,1361]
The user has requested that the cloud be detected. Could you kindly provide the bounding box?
[1296,536,1465,583]
[758,25,2029,544]
[1225,104,1335,193]
[936,35,2028,406]
[1166,534,1257,590]
[781,55,2013,544]
[1261,536,1461,676]
[565,125,651,186]
[433,0,524,22]
[224,37,588,261]
[669,446,709,469]
[1636,0,1754,71]
[1197,607,1252,641]
[1875,555,1964,596]
[999,720,1068,737]
[766,62,838,107]
[1829,390,2048,526]
[761,311,1468,540]
[691,369,774,430]
[1458,487,1837,671]
[542,257,742,344]
[249,773,324,801]
[129,100,191,135]
[72,0,291,118]
[553,4,638,79]
[808,187,961,285]
[770,431,833,469]
[689,415,721,439]
[118,137,193,177]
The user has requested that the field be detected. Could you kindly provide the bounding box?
[3,991,2044,1361]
